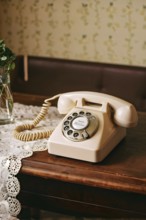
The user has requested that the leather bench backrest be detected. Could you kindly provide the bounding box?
[11,56,146,111]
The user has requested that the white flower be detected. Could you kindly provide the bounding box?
[1,56,7,61]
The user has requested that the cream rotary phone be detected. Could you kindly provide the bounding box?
[14,91,138,162]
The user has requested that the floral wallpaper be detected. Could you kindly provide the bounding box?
[0,0,146,66]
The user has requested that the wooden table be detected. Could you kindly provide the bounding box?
[18,112,146,218]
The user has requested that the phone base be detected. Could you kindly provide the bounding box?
[48,126,126,163]
[48,106,127,163]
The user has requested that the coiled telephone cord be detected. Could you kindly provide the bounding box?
[13,94,61,141]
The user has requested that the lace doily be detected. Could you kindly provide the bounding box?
[0,103,62,220]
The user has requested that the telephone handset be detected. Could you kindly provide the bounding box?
[14,91,138,162]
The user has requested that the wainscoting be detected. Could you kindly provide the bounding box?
[19,207,139,220]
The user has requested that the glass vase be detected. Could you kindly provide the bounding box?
[0,67,14,124]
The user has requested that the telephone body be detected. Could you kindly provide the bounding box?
[48,91,138,162]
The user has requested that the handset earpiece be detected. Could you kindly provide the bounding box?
[114,104,138,128]
[57,95,76,114]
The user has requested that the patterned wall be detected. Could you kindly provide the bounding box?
[0,0,146,66]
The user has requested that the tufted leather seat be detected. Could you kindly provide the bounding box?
[11,56,146,112]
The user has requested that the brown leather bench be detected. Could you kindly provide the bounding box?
[12,56,146,111]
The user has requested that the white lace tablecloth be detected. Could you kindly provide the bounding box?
[0,103,62,220]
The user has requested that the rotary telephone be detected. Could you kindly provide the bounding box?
[14,91,138,162]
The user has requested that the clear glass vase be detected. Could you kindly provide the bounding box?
[0,67,14,124]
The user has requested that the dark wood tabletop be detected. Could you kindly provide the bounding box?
[18,111,146,218]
